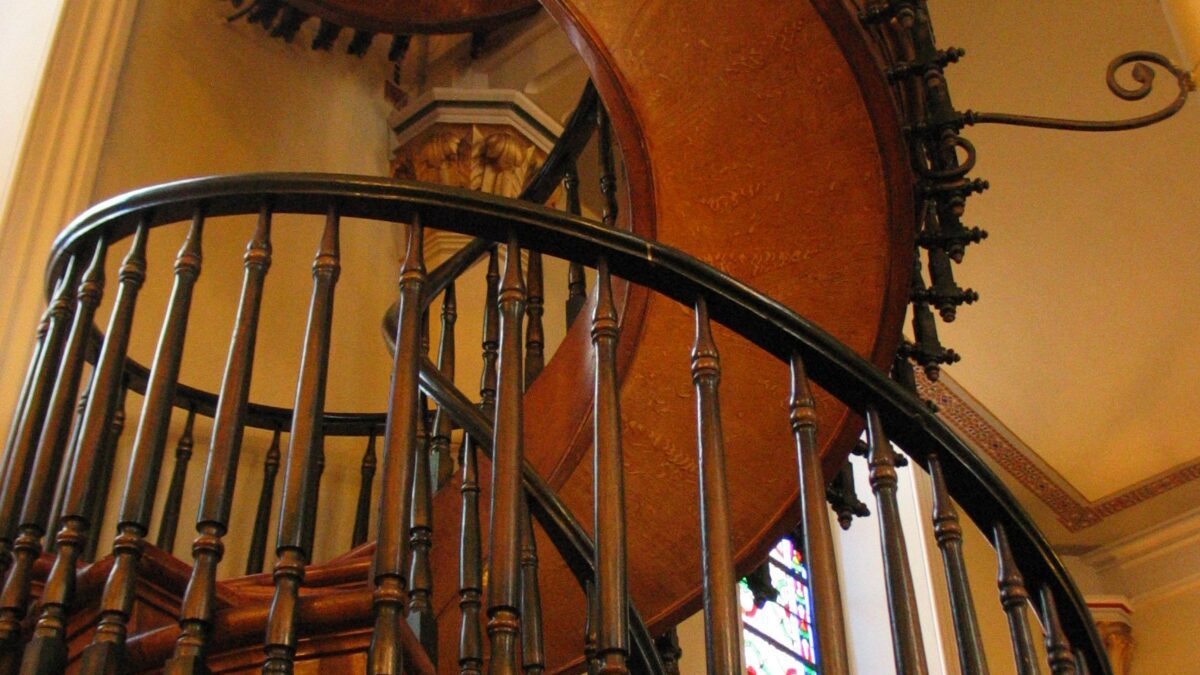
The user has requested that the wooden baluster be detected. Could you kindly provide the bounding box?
[928,452,990,674]
[865,406,929,675]
[993,524,1040,675]
[788,355,851,674]
[352,430,378,548]
[1073,650,1091,675]
[653,628,682,675]
[0,258,81,586]
[367,217,424,675]
[263,203,340,673]
[45,385,88,550]
[486,234,526,674]
[156,406,197,552]
[0,249,89,653]
[0,317,49,576]
[83,380,128,563]
[524,252,545,386]
[408,375,437,661]
[481,247,500,419]
[22,223,148,675]
[245,428,282,575]
[592,258,628,673]
[81,210,204,673]
[432,283,457,488]
[597,107,618,230]
[1040,587,1077,675]
[301,438,325,559]
[458,432,484,675]
[166,205,272,673]
[519,502,545,675]
[563,164,586,326]
[584,579,600,675]
[690,296,744,674]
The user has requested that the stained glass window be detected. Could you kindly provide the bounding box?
[740,537,819,675]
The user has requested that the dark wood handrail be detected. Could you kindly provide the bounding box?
[41,172,1109,672]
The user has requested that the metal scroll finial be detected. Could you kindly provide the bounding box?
[964,51,1195,132]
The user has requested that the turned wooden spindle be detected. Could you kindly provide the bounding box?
[562,164,586,326]
[0,258,81,587]
[21,222,148,675]
[928,451,990,675]
[0,250,88,652]
[263,203,340,673]
[352,430,378,548]
[592,258,628,673]
[83,379,128,564]
[432,282,457,488]
[81,209,205,674]
[166,204,272,673]
[690,296,744,675]
[0,317,49,567]
[519,502,545,675]
[653,628,682,675]
[408,377,437,660]
[993,524,1040,675]
[367,217,425,675]
[788,355,850,674]
[458,431,484,675]
[584,579,600,675]
[486,234,527,674]
[524,251,545,386]
[246,427,282,575]
[1041,586,1077,675]
[156,406,197,552]
[597,106,618,231]
[480,247,501,419]
[45,384,89,551]
[865,406,929,675]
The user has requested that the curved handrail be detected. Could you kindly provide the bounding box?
[45,172,1108,670]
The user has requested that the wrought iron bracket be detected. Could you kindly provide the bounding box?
[963,51,1195,132]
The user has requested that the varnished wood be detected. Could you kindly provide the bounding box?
[690,297,744,675]
[584,579,599,675]
[0,258,81,596]
[928,451,989,675]
[596,106,618,231]
[993,524,1040,675]
[45,384,88,551]
[0,250,88,653]
[431,283,457,489]
[408,374,437,662]
[246,428,282,575]
[167,205,272,673]
[264,203,340,673]
[480,247,500,419]
[866,406,929,675]
[1041,587,1077,675]
[487,234,527,675]
[352,431,378,548]
[653,629,681,675]
[519,501,545,675]
[22,223,149,675]
[458,431,483,675]
[788,355,850,674]
[524,251,545,386]
[81,209,204,674]
[83,380,128,564]
[0,317,48,575]
[591,259,628,674]
[368,216,425,675]
[156,406,197,552]
[562,164,586,326]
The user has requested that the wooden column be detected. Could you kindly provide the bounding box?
[166,205,272,673]
[245,428,282,575]
[519,502,545,675]
[367,217,424,675]
[431,283,457,488]
[352,431,378,548]
[486,234,526,675]
[1041,587,1077,675]
[788,355,850,674]
[263,204,340,673]
[156,407,197,553]
[22,223,149,675]
[690,297,744,675]
[81,210,204,674]
[993,524,1040,675]
[865,407,929,675]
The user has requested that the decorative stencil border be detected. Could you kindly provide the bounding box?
[915,373,1200,531]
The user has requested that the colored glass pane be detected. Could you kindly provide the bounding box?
[741,537,819,674]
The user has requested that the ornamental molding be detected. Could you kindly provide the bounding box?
[916,371,1200,532]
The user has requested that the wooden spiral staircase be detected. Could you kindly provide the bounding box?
[0,1,1119,673]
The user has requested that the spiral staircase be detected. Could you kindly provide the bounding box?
[0,0,1160,673]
